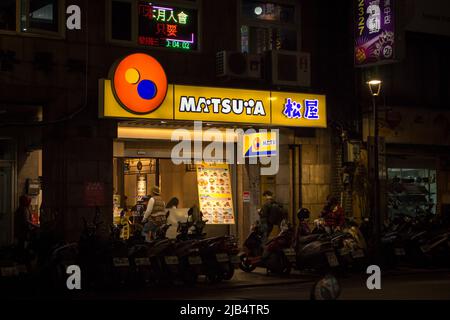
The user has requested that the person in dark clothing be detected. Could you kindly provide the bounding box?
[259,190,287,243]
[293,208,311,252]
[166,197,179,209]
[14,195,39,248]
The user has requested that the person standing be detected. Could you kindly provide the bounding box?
[258,190,286,243]
[14,195,39,249]
[166,197,179,209]
[142,186,166,241]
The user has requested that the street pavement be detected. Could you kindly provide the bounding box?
[63,267,450,300]
[4,267,450,300]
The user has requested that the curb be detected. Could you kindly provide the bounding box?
[385,268,450,277]
[216,278,316,290]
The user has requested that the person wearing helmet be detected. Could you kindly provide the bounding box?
[321,196,345,231]
[293,208,311,252]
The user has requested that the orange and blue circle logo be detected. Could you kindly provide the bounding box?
[111,53,167,114]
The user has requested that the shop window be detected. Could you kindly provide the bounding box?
[21,0,60,33]
[0,0,16,31]
[240,0,299,54]
[0,139,14,161]
[241,25,297,54]
[0,0,63,36]
[241,0,295,23]
[387,168,437,217]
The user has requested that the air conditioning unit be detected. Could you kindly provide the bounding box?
[216,51,262,79]
[268,50,311,87]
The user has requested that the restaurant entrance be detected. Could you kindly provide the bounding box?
[113,129,238,240]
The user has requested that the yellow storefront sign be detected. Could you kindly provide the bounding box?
[99,79,174,120]
[99,80,326,128]
[174,85,271,124]
[271,91,327,128]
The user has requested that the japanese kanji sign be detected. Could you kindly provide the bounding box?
[355,0,396,66]
[138,1,198,50]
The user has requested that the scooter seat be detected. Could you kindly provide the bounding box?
[298,234,322,244]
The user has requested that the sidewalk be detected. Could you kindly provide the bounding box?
[195,268,318,290]
[385,266,450,276]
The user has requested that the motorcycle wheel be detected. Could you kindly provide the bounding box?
[205,272,220,284]
[222,263,235,280]
[239,254,256,273]
[267,252,291,275]
[182,270,198,287]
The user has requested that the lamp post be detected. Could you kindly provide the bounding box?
[367,79,382,260]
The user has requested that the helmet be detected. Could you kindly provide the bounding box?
[297,208,310,221]
[311,274,341,300]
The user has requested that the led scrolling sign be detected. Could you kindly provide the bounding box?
[138,1,198,51]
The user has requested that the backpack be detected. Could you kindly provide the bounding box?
[267,201,287,226]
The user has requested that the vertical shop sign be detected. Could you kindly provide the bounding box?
[84,182,105,207]
[196,163,235,224]
[355,0,396,66]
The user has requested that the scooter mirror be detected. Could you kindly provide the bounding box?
[310,274,341,300]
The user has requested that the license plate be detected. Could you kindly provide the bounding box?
[286,255,296,263]
[339,248,350,256]
[216,253,230,262]
[352,249,365,258]
[395,248,406,256]
[164,256,179,265]
[135,258,151,266]
[1,267,18,277]
[283,248,296,256]
[113,257,129,267]
[326,252,339,267]
[230,255,241,264]
[188,256,203,265]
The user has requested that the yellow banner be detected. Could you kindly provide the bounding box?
[174,85,271,125]
[100,80,326,128]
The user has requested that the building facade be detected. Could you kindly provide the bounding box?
[0,0,360,245]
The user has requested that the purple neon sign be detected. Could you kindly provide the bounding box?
[355,0,396,66]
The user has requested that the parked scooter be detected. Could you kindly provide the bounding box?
[78,207,113,290]
[240,220,294,275]
[294,211,340,274]
[175,217,238,283]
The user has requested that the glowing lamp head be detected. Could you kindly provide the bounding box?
[367,79,382,96]
[254,6,263,15]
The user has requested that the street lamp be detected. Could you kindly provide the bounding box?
[367,79,382,260]
[368,80,382,96]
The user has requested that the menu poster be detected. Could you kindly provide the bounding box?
[196,163,235,224]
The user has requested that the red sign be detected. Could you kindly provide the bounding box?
[243,191,251,203]
[84,182,105,207]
